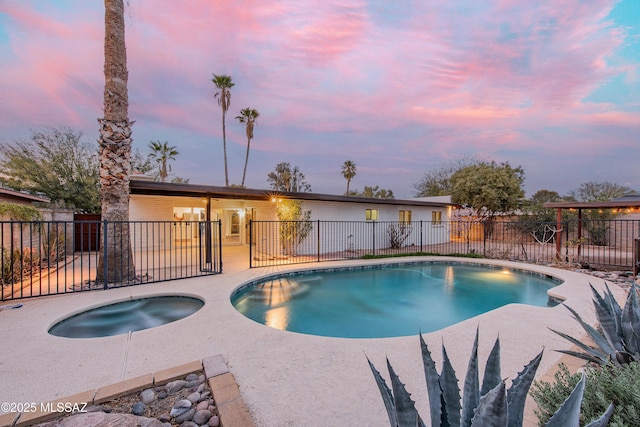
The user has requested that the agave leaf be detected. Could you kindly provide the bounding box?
[388,358,424,427]
[561,304,618,358]
[480,336,501,396]
[461,328,480,427]
[621,283,640,355]
[602,282,623,329]
[367,356,398,427]
[470,381,507,427]
[506,349,543,427]
[544,372,586,427]
[584,402,614,427]
[420,333,443,427]
[440,345,462,427]
[590,293,624,353]
[591,283,615,321]
[553,348,607,366]
[549,328,611,365]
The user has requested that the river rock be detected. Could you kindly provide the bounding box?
[196,400,210,411]
[169,399,192,417]
[165,379,186,394]
[193,409,213,424]
[131,402,146,416]
[140,388,155,404]
[209,415,221,427]
[174,408,196,424]
[187,391,201,403]
[185,373,199,382]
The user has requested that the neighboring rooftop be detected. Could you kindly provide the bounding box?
[0,187,50,205]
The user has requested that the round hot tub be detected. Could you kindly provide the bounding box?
[49,295,204,338]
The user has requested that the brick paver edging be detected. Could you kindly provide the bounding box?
[0,355,255,427]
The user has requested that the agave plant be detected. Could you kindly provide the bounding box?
[550,282,640,366]
[367,328,614,427]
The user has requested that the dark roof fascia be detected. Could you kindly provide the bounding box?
[0,187,50,203]
[129,180,454,208]
[543,200,640,209]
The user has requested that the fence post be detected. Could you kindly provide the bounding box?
[634,238,639,277]
[317,220,321,262]
[218,220,223,272]
[372,221,376,256]
[102,219,108,289]
[249,220,253,268]
[420,220,423,252]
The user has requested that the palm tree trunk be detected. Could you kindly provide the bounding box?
[241,137,251,187]
[222,111,229,186]
[97,0,135,284]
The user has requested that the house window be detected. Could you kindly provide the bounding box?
[399,210,412,224]
[432,211,442,225]
[365,209,379,221]
[230,211,240,235]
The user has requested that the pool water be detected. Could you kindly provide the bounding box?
[48,296,204,338]
[231,263,561,338]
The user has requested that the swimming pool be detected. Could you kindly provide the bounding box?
[231,262,562,338]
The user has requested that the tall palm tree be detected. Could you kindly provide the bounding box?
[97,0,135,282]
[342,160,357,194]
[235,107,259,188]
[148,140,179,182]
[211,74,234,186]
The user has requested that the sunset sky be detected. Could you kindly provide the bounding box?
[1,0,638,199]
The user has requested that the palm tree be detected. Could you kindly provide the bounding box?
[97,0,135,282]
[341,160,357,194]
[235,108,259,188]
[148,140,179,182]
[211,74,234,186]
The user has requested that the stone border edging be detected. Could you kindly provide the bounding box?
[0,355,255,427]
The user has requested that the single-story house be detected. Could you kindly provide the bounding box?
[129,180,456,254]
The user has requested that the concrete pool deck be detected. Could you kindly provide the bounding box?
[0,255,626,426]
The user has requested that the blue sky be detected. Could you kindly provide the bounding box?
[0,0,638,199]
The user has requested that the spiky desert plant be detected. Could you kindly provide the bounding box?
[550,283,640,366]
[367,328,613,427]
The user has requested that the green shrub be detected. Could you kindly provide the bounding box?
[531,362,640,427]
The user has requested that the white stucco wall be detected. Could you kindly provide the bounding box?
[129,194,453,254]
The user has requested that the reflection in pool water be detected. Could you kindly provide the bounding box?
[232,262,561,338]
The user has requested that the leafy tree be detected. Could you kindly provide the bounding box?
[236,107,259,188]
[276,199,312,257]
[450,161,525,215]
[98,0,135,282]
[568,181,633,245]
[0,127,100,213]
[341,160,357,194]
[170,176,190,184]
[267,162,312,192]
[569,181,632,202]
[413,156,481,197]
[131,148,154,175]
[148,140,178,182]
[211,73,234,187]
[522,190,562,222]
[349,185,394,199]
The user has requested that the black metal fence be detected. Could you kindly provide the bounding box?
[1,220,222,301]
[249,219,640,269]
